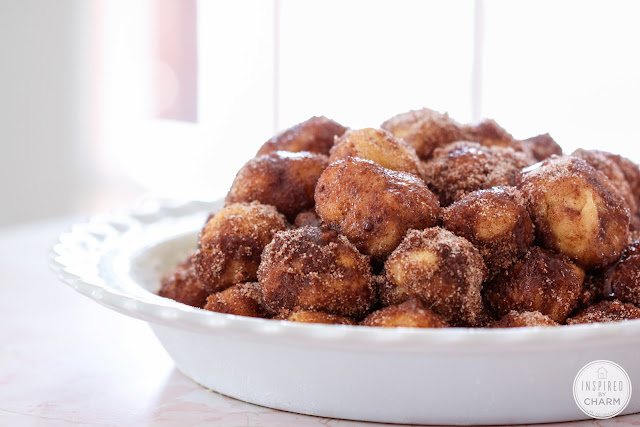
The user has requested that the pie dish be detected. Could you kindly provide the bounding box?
[49,198,640,425]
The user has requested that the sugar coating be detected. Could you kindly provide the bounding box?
[423,141,533,206]
[257,226,375,318]
[384,227,487,326]
[195,202,287,293]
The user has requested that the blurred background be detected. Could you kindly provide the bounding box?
[1,0,639,226]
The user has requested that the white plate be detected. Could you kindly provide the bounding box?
[49,199,640,425]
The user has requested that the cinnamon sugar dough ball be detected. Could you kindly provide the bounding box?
[195,202,287,294]
[483,247,584,323]
[423,141,534,206]
[256,116,346,156]
[383,227,487,326]
[315,157,441,259]
[380,108,463,160]
[329,127,422,176]
[600,240,640,306]
[293,210,321,228]
[159,254,209,308]
[521,133,562,162]
[461,119,519,149]
[491,310,559,328]
[204,282,266,318]
[226,151,329,221]
[282,310,356,325]
[517,155,630,270]
[567,300,640,324]
[443,186,535,278]
[605,152,640,213]
[257,226,375,318]
[360,298,448,328]
[572,149,637,216]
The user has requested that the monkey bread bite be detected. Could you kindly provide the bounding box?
[257,226,375,318]
[460,119,518,149]
[600,240,640,306]
[159,254,208,308]
[380,108,463,160]
[315,157,441,258]
[443,186,535,278]
[256,116,346,156]
[360,298,448,328]
[483,247,584,323]
[281,310,356,325]
[567,300,640,325]
[226,151,329,221]
[204,282,266,318]
[491,310,558,328]
[423,142,534,206]
[517,155,630,270]
[329,127,422,176]
[383,227,487,326]
[572,149,637,215]
[194,202,287,294]
[521,133,562,162]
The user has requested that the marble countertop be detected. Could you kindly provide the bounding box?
[1,217,639,426]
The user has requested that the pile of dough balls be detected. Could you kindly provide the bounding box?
[160,110,640,328]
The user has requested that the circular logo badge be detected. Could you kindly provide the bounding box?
[573,360,632,419]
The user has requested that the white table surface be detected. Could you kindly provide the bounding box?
[1,216,639,427]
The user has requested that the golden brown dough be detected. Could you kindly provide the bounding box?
[256,116,346,156]
[159,254,209,308]
[380,108,463,160]
[315,157,441,259]
[257,226,375,318]
[384,227,487,326]
[521,133,562,162]
[517,155,630,270]
[483,247,584,323]
[282,310,356,325]
[443,186,534,278]
[226,151,329,221]
[423,142,534,206]
[567,300,640,324]
[195,202,287,293]
[329,128,422,176]
[203,282,266,318]
[360,298,448,328]
[491,310,559,328]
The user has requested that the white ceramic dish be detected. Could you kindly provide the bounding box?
[49,199,640,425]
